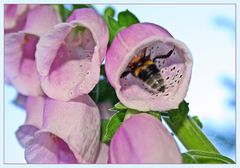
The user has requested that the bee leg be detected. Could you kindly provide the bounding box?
[120,70,132,78]
[153,47,175,62]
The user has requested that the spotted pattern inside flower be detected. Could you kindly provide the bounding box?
[48,26,96,93]
[120,41,186,99]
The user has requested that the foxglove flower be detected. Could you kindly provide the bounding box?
[4,5,61,96]
[15,96,45,147]
[35,8,109,101]
[105,23,193,111]
[108,113,182,163]
[95,143,109,164]
[25,95,100,163]
[4,4,38,33]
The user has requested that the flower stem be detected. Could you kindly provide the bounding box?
[163,116,220,154]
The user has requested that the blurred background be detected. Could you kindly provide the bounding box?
[4,4,235,163]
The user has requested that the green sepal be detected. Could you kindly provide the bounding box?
[183,150,235,164]
[109,102,127,112]
[100,119,109,142]
[118,9,140,27]
[104,16,122,43]
[104,6,115,18]
[148,111,161,120]
[168,100,189,125]
[102,111,126,144]
[103,7,140,44]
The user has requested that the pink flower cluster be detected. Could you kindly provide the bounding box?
[5,4,192,164]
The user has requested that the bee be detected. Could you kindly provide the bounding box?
[120,46,175,93]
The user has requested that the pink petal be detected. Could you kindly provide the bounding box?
[5,32,43,95]
[108,113,182,163]
[36,8,109,101]
[23,5,61,37]
[95,143,109,164]
[4,4,28,33]
[105,23,193,111]
[16,96,45,147]
[16,125,39,148]
[25,133,77,164]
[4,6,61,96]
[25,95,101,163]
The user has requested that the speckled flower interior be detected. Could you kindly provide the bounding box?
[120,41,186,99]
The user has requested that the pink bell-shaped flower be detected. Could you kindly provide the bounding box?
[4,4,38,33]
[15,96,45,147]
[25,95,101,163]
[105,23,193,111]
[35,8,109,101]
[4,5,61,96]
[108,113,182,163]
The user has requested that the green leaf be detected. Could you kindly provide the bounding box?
[192,115,203,129]
[183,150,235,164]
[103,7,140,44]
[100,119,109,142]
[118,9,140,27]
[89,78,118,104]
[72,4,92,10]
[168,100,189,125]
[102,111,126,144]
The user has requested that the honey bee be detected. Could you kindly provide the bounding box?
[120,47,175,93]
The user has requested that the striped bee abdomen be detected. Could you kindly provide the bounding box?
[146,73,165,92]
